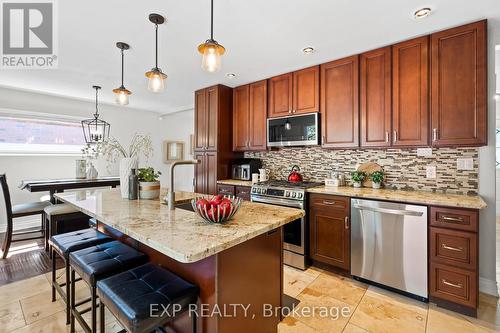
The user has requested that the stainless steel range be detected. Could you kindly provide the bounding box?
[251,180,322,270]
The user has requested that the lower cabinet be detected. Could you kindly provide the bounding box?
[216,184,251,201]
[429,206,479,316]
[309,194,350,271]
[194,151,218,195]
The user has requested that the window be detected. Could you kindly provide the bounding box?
[0,116,85,155]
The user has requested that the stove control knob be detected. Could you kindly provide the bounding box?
[262,188,267,194]
[298,193,303,199]
[285,191,290,197]
[291,192,297,198]
[256,188,261,194]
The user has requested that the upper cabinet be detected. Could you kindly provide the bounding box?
[321,55,359,148]
[392,36,429,147]
[268,66,319,118]
[430,20,487,147]
[360,47,392,147]
[233,80,267,152]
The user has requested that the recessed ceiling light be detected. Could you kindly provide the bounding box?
[302,47,315,54]
[414,7,432,19]
[226,73,236,78]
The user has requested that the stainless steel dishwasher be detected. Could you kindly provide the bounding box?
[351,198,428,300]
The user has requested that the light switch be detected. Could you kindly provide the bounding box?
[426,165,436,179]
[417,148,433,157]
[457,158,474,170]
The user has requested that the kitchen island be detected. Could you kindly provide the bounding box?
[55,188,304,333]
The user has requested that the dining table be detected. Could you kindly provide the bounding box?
[19,176,120,203]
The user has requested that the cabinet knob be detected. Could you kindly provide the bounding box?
[288,110,292,114]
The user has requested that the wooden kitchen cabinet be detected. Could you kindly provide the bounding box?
[320,55,359,148]
[360,46,392,147]
[392,36,429,147]
[195,151,219,195]
[309,194,350,270]
[268,66,319,118]
[430,20,487,147]
[233,80,267,152]
[216,184,251,201]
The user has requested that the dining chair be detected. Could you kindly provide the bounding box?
[0,174,52,259]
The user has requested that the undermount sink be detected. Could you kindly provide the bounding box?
[174,202,195,212]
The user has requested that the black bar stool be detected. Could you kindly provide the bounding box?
[97,263,199,333]
[44,204,91,251]
[49,229,114,324]
[69,240,148,333]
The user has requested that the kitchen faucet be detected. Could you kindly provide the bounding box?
[168,160,200,210]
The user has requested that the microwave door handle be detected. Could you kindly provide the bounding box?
[353,204,424,217]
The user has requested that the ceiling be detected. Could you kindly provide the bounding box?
[1,0,499,114]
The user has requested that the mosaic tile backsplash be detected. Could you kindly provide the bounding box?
[245,147,479,195]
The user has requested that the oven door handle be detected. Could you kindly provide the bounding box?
[251,195,304,209]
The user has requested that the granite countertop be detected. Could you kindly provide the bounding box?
[54,188,304,263]
[307,186,487,209]
[217,179,253,187]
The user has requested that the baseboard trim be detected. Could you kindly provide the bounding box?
[479,277,499,297]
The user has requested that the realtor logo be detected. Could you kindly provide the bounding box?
[1,0,58,68]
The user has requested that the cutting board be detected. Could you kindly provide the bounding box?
[356,162,383,187]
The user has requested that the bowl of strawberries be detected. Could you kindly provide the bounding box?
[191,194,242,224]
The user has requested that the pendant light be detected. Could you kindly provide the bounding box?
[198,0,225,72]
[81,86,110,144]
[145,13,167,93]
[113,42,131,105]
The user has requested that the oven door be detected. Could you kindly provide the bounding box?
[251,195,305,254]
[267,113,319,147]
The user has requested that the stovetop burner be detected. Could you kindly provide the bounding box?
[257,180,323,189]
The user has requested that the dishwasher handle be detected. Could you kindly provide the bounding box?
[353,204,424,217]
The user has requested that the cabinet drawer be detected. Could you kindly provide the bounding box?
[430,206,478,232]
[309,194,349,211]
[235,186,251,201]
[217,184,235,196]
[430,227,477,270]
[430,263,477,308]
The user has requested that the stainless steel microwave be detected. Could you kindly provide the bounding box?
[267,113,319,147]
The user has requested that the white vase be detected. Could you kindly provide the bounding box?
[119,158,138,198]
[86,163,98,180]
[353,181,362,188]
[372,182,381,189]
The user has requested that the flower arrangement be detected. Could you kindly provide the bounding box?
[350,171,366,188]
[137,167,162,182]
[370,170,385,189]
[101,133,153,164]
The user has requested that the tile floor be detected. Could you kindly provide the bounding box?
[0,265,499,333]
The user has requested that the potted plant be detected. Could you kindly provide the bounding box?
[101,134,153,198]
[351,171,366,188]
[370,170,384,189]
[137,167,162,200]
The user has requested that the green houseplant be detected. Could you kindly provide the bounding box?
[370,170,385,189]
[351,171,366,188]
[137,167,162,199]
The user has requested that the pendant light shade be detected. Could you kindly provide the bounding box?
[113,42,131,105]
[81,86,110,144]
[198,0,225,73]
[146,14,167,92]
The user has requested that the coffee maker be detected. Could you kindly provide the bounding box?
[231,159,262,181]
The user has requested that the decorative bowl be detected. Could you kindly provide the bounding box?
[191,195,242,224]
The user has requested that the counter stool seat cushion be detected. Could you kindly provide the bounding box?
[44,203,80,216]
[97,263,199,333]
[12,201,51,217]
[49,229,112,260]
[70,241,148,285]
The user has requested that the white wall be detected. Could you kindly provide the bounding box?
[478,19,500,296]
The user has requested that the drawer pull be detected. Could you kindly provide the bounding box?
[441,244,463,252]
[219,189,232,193]
[322,200,336,205]
[344,216,349,229]
[442,279,463,289]
[441,215,464,223]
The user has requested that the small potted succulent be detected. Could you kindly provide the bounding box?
[351,171,366,188]
[137,167,162,200]
[370,170,385,189]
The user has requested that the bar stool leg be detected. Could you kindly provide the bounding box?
[51,248,56,302]
[70,268,76,333]
[91,286,97,333]
[65,261,71,324]
[99,300,105,333]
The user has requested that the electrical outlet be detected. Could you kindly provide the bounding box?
[426,165,436,179]
[417,148,433,157]
[457,158,474,171]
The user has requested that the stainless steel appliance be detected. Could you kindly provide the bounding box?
[231,159,262,181]
[351,198,428,300]
[267,113,319,147]
[251,180,322,270]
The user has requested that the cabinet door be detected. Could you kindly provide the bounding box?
[309,207,350,270]
[293,66,320,114]
[194,89,207,150]
[217,184,235,196]
[249,80,268,150]
[360,46,392,147]
[392,36,429,147]
[194,152,206,193]
[233,85,250,151]
[321,56,359,148]
[205,152,218,195]
[268,73,293,118]
[430,20,487,147]
[235,186,251,201]
[206,86,219,151]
